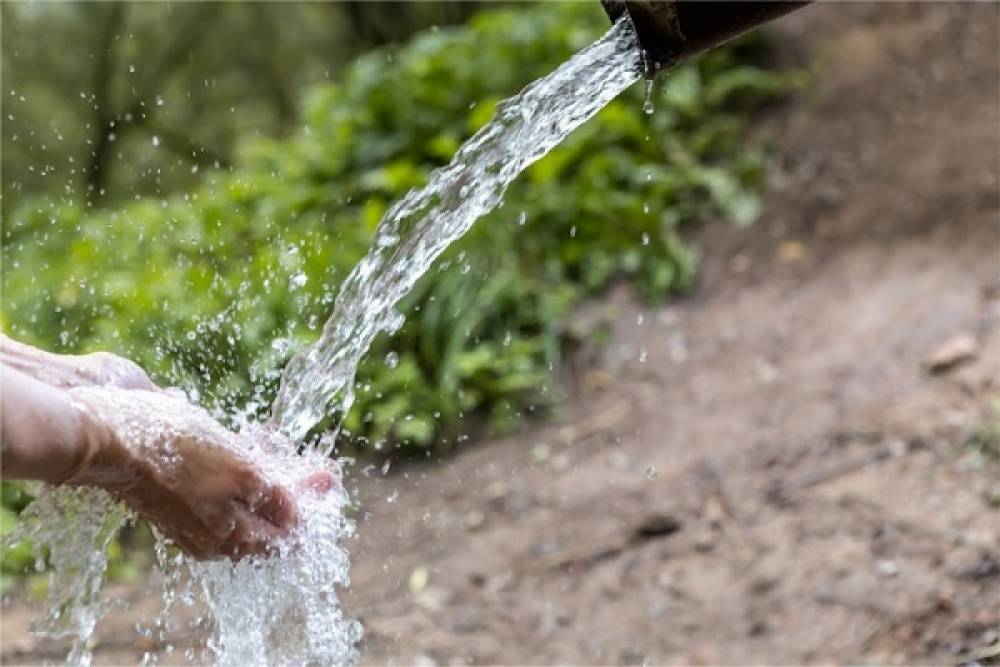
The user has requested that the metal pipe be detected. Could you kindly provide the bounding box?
[602,1,813,77]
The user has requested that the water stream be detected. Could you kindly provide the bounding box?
[7,16,642,666]
[270,15,642,444]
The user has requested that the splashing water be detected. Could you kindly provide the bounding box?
[270,16,642,444]
[6,17,641,666]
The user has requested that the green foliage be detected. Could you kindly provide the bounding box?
[2,1,486,209]
[965,398,1000,462]
[2,3,799,456]
[1,482,36,587]
[1,484,150,592]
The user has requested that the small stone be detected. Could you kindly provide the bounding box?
[693,530,717,553]
[925,333,977,373]
[408,566,429,593]
[952,550,1000,580]
[704,497,726,527]
[777,240,807,262]
[484,481,508,501]
[414,587,449,611]
[485,571,515,595]
[876,559,900,577]
[635,513,682,539]
[753,357,779,384]
[887,437,908,457]
[530,443,551,463]
[464,511,485,530]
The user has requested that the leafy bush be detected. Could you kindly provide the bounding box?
[2,3,798,454]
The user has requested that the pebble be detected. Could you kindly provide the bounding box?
[530,443,550,463]
[409,566,429,593]
[464,511,485,530]
[876,559,900,577]
[778,240,807,262]
[925,333,978,372]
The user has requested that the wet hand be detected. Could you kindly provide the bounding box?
[1,337,335,561]
[0,334,156,391]
[69,388,336,561]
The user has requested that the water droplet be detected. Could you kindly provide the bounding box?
[128,64,136,73]
[643,79,655,115]
[516,211,527,226]
[151,135,160,147]
[646,466,658,479]
[290,272,308,289]
[384,351,399,369]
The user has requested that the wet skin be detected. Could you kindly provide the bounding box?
[0,335,333,561]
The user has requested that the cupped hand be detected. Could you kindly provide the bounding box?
[70,388,337,561]
[68,388,334,560]
[67,387,335,562]
[1,336,335,561]
[114,433,334,561]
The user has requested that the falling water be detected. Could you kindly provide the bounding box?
[6,16,642,666]
[270,16,642,444]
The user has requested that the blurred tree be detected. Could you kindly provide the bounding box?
[1,1,486,211]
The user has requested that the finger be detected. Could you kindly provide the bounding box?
[252,483,298,531]
[221,517,287,562]
[225,459,298,531]
[231,462,269,502]
[85,352,159,391]
[219,520,259,562]
[298,470,335,495]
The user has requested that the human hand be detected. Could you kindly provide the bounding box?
[68,387,335,561]
[0,334,156,391]
[0,336,333,561]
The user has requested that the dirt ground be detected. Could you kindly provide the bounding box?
[3,2,999,665]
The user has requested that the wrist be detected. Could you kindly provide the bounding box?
[54,393,131,489]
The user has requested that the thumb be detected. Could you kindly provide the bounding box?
[298,470,336,495]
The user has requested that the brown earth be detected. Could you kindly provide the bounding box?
[3,2,999,665]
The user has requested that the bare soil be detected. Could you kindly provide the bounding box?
[3,2,999,665]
